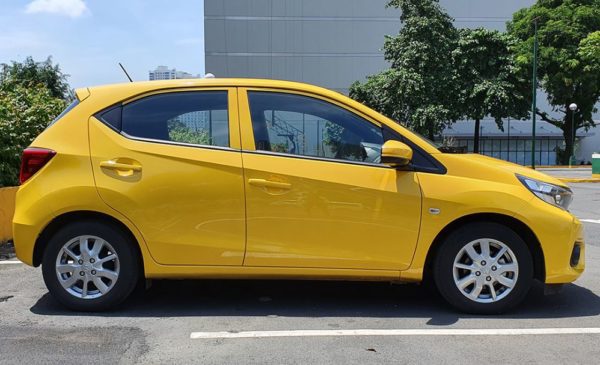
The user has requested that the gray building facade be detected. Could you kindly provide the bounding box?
[204,0,402,94]
[204,0,599,165]
[204,0,534,95]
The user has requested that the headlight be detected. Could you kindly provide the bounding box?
[517,175,573,210]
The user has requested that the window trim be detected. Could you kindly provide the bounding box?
[93,88,241,150]
[119,131,240,152]
[242,148,394,169]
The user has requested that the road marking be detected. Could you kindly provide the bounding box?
[190,328,600,339]
[0,260,23,265]
[581,219,600,224]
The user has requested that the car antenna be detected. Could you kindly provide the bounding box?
[118,62,133,82]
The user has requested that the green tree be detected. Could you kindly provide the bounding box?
[0,56,69,186]
[507,0,600,164]
[0,85,66,186]
[0,56,70,100]
[453,28,529,153]
[350,0,459,139]
[579,31,600,73]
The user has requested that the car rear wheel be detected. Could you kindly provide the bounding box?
[433,222,533,314]
[41,220,140,311]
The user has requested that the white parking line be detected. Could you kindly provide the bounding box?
[190,328,600,339]
[581,219,600,224]
[0,260,23,265]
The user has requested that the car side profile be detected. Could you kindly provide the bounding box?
[13,79,584,313]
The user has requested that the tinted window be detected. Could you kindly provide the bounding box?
[122,91,229,147]
[383,126,444,172]
[99,105,122,131]
[248,92,383,163]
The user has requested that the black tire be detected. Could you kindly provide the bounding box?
[433,222,533,314]
[41,220,140,311]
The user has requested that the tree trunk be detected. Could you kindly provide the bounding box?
[473,118,481,153]
[428,123,435,141]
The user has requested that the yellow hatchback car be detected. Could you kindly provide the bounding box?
[13,79,584,313]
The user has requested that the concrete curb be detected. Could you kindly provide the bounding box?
[558,177,600,183]
[537,166,592,169]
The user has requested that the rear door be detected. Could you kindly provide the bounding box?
[89,88,246,266]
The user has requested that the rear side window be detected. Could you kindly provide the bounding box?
[98,105,122,131]
[120,91,229,147]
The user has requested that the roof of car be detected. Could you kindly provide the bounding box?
[79,78,340,98]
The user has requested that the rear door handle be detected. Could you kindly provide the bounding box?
[248,178,291,190]
[100,160,142,172]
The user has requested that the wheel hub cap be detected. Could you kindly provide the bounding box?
[452,238,519,303]
[55,235,120,299]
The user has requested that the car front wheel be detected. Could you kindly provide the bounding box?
[433,222,533,314]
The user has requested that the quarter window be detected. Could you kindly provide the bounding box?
[247,92,383,163]
[121,91,229,147]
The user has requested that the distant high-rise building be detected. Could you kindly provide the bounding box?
[149,66,199,80]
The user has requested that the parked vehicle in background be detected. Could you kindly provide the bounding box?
[13,79,584,313]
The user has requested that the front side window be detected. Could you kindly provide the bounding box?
[121,91,229,147]
[248,92,383,163]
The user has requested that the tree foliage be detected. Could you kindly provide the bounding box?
[0,85,66,186]
[1,56,70,100]
[0,57,69,187]
[452,28,530,152]
[350,0,529,146]
[350,0,459,139]
[507,0,600,163]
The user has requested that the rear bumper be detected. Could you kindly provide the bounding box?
[13,221,37,266]
[12,184,42,266]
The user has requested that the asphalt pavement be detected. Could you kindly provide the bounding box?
[1,183,599,364]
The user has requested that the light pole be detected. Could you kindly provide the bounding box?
[569,103,578,167]
[530,17,539,169]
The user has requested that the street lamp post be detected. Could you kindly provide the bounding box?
[530,18,539,169]
[569,103,578,167]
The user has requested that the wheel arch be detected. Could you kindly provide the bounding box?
[423,213,545,283]
[33,210,144,272]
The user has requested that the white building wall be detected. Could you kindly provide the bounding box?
[579,122,600,163]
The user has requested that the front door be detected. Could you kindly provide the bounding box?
[239,89,422,270]
[89,88,246,266]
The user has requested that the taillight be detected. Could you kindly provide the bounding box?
[19,148,56,184]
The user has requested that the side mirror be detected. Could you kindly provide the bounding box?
[381,140,412,168]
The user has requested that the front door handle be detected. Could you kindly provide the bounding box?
[100,160,142,172]
[248,178,291,190]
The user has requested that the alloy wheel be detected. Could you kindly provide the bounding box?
[55,235,120,299]
[452,238,519,303]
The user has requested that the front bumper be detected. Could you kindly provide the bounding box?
[544,217,585,284]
